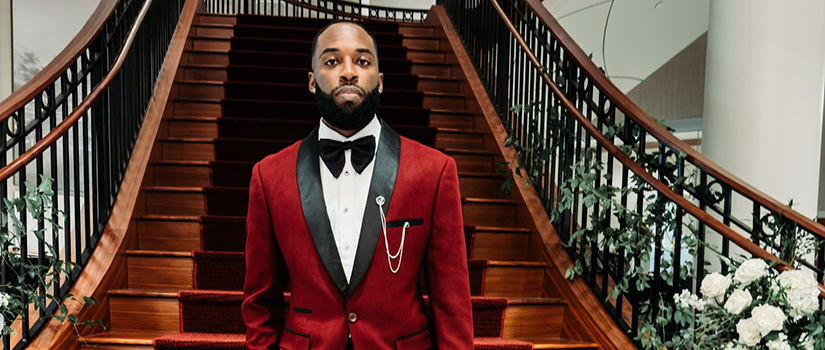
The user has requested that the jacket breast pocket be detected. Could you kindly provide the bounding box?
[279,328,310,350]
[386,218,424,228]
[395,328,432,350]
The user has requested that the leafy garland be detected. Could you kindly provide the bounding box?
[501,101,823,349]
[0,176,102,337]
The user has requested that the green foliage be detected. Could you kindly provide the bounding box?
[0,175,103,336]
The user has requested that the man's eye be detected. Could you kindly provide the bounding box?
[358,59,371,66]
[324,58,338,66]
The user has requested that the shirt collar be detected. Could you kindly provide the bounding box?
[318,115,381,149]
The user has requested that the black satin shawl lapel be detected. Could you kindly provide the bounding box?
[345,121,401,296]
[297,126,349,293]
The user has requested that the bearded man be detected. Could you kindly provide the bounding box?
[242,20,474,349]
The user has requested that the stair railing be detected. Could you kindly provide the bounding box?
[438,0,824,346]
[0,0,185,348]
[203,0,428,22]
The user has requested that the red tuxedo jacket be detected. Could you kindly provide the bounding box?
[243,121,474,349]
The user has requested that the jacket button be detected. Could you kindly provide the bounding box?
[347,312,357,323]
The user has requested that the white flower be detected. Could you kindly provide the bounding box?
[777,270,819,317]
[724,289,752,315]
[736,317,763,347]
[751,304,786,336]
[701,272,731,303]
[766,333,791,350]
[734,258,769,286]
[673,289,707,311]
[0,292,9,309]
[800,333,814,350]
[723,342,747,350]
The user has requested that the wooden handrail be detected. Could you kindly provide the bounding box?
[520,0,825,240]
[489,0,825,298]
[0,0,117,119]
[0,0,155,183]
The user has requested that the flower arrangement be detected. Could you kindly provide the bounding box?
[671,258,824,349]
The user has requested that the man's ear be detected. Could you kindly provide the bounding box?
[378,72,384,93]
[308,71,316,94]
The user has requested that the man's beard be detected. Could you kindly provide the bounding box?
[316,84,381,132]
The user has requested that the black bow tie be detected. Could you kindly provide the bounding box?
[319,136,376,178]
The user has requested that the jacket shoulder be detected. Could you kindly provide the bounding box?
[399,136,452,169]
[256,140,302,174]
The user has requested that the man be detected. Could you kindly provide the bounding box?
[242,20,474,349]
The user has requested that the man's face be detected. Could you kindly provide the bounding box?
[308,23,384,131]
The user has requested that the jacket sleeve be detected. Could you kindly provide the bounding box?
[242,162,289,349]
[424,157,474,349]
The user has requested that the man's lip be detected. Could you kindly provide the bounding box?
[333,86,364,96]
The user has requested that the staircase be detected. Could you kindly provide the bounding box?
[77,12,600,350]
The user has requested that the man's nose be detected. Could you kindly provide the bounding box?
[339,60,358,84]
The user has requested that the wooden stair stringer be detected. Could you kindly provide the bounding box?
[426,5,634,350]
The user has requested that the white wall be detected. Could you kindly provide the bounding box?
[0,0,12,100]
[11,0,100,89]
[544,0,709,93]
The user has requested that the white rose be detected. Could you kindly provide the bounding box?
[766,333,791,350]
[778,270,819,316]
[0,292,9,308]
[751,304,786,336]
[734,258,769,286]
[701,272,731,303]
[736,317,763,347]
[724,289,752,315]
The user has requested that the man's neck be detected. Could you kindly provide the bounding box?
[322,118,359,138]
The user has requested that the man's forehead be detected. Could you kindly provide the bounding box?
[316,23,375,50]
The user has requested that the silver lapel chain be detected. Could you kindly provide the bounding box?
[376,195,407,273]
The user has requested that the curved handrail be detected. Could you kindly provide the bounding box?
[279,0,428,22]
[489,0,825,298]
[0,0,117,120]
[520,0,825,240]
[0,0,154,182]
[204,0,428,22]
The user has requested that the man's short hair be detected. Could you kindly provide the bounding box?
[310,20,379,68]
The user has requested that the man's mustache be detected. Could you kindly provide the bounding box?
[332,85,366,96]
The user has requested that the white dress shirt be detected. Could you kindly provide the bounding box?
[318,116,381,282]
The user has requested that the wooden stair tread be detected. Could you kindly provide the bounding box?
[109,289,178,298]
[152,160,210,166]
[194,23,234,29]
[417,74,460,81]
[474,226,531,233]
[138,215,200,221]
[438,127,482,134]
[521,338,600,349]
[125,250,192,258]
[160,137,214,143]
[144,186,203,192]
[82,330,164,345]
[166,115,219,122]
[463,197,517,204]
[445,148,494,155]
[508,297,566,305]
[178,79,224,85]
[173,97,222,103]
[487,260,546,267]
[184,48,228,54]
[424,91,466,98]
[429,108,474,115]
[190,34,230,41]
